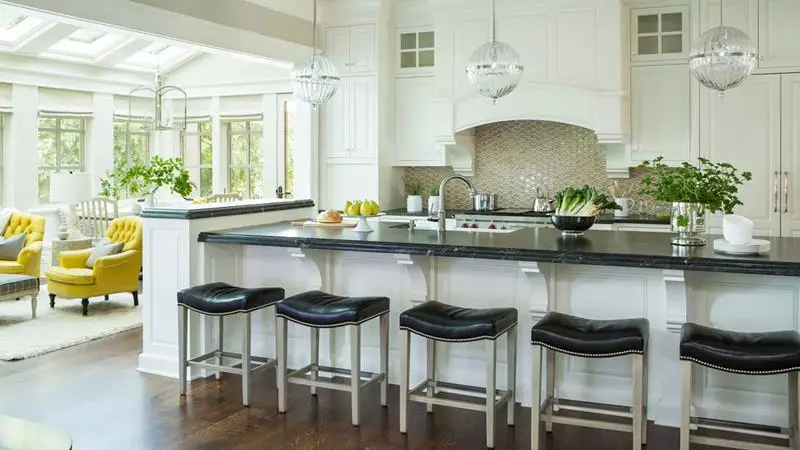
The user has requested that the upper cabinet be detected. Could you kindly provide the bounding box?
[325,24,375,75]
[322,76,376,159]
[397,28,435,74]
[699,1,758,45]
[630,6,689,64]
[758,0,800,70]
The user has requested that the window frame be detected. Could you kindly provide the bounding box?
[37,115,87,203]
[113,117,152,169]
[397,27,435,73]
[226,119,263,199]
[180,120,213,197]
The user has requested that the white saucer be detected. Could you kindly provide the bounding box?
[713,238,771,256]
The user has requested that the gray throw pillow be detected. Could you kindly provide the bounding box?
[0,232,26,261]
[86,241,124,269]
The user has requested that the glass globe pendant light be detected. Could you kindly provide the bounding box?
[689,0,757,98]
[291,0,340,109]
[465,0,524,104]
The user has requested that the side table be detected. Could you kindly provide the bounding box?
[51,237,93,267]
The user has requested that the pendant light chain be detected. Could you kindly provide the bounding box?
[719,0,724,26]
[312,0,318,55]
[491,0,496,42]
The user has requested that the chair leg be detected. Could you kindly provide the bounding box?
[49,293,55,308]
[531,345,542,450]
[350,324,361,427]
[276,316,288,413]
[241,312,251,407]
[132,291,139,307]
[217,316,224,381]
[104,295,109,301]
[81,298,89,316]
[178,305,188,396]
[486,338,497,449]
[426,338,436,413]
[379,313,389,407]
[790,371,799,449]
[680,360,692,450]
[507,326,517,427]
[30,294,37,319]
[545,349,556,433]
[310,327,319,396]
[632,354,643,449]
[399,329,410,434]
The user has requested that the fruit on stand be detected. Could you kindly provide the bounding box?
[343,200,380,216]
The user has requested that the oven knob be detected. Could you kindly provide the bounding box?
[461,223,469,228]
[488,223,497,229]
[470,223,479,229]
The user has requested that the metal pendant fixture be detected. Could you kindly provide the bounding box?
[465,0,524,104]
[689,0,757,98]
[291,0,340,109]
[128,53,187,132]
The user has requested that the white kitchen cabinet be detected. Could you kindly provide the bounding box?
[700,75,782,237]
[630,65,692,165]
[758,0,800,70]
[322,76,376,159]
[397,28,435,74]
[780,74,800,237]
[393,76,438,165]
[325,24,375,74]
[323,162,379,210]
[613,224,671,233]
[630,6,689,64]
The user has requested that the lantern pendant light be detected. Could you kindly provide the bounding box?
[689,0,757,98]
[465,0,524,104]
[291,0,340,109]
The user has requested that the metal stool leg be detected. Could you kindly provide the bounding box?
[680,360,692,450]
[241,312,251,407]
[790,371,799,449]
[531,345,542,450]
[310,327,319,396]
[632,354,643,449]
[399,329,410,434]
[277,316,288,413]
[507,326,517,426]
[379,313,389,407]
[642,357,649,445]
[545,349,556,433]
[217,316,224,381]
[427,338,436,413]
[350,324,361,427]
[178,305,188,396]
[486,338,497,449]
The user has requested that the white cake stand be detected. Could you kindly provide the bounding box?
[345,213,384,232]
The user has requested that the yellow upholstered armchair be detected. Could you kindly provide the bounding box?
[0,212,45,278]
[45,216,142,316]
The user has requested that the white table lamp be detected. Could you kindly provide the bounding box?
[50,172,92,240]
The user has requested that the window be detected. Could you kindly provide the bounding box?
[0,115,4,204]
[113,120,150,169]
[398,30,435,70]
[181,121,213,197]
[278,97,295,198]
[227,120,263,199]
[38,116,86,203]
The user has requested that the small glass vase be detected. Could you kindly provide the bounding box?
[670,202,707,246]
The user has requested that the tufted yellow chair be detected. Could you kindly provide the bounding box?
[0,212,45,278]
[45,216,142,316]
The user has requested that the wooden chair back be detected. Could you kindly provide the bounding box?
[206,193,243,203]
[74,196,119,240]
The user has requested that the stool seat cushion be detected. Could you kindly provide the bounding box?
[399,301,518,342]
[178,282,284,315]
[531,312,648,357]
[276,290,389,327]
[680,322,800,374]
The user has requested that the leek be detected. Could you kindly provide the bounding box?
[554,185,622,217]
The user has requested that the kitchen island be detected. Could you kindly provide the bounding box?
[185,221,800,429]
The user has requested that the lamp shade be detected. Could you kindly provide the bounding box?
[49,172,91,204]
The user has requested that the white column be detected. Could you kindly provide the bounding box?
[210,96,224,194]
[293,102,314,203]
[88,92,114,195]
[7,84,39,209]
[262,93,278,199]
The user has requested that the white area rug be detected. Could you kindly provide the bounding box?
[0,289,142,361]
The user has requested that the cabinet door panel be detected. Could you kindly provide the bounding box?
[759,0,800,69]
[324,163,378,210]
[324,27,350,73]
[322,81,348,158]
[348,76,375,157]
[700,75,782,236]
[699,0,758,42]
[348,25,375,73]
[394,77,437,164]
[630,65,691,165]
[781,75,800,236]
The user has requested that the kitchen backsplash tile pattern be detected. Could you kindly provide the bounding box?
[403,120,650,211]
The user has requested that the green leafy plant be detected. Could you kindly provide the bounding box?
[407,181,422,196]
[554,185,621,216]
[429,186,440,196]
[638,157,752,214]
[99,156,195,200]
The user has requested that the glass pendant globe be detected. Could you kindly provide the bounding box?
[291,54,341,108]
[689,25,757,97]
[465,41,524,102]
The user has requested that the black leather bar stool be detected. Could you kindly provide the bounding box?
[177,282,285,406]
[680,323,800,450]
[531,312,649,450]
[275,290,389,427]
[398,301,518,449]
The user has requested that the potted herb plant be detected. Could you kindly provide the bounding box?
[639,156,752,246]
[406,181,423,213]
[100,156,195,208]
[427,186,440,216]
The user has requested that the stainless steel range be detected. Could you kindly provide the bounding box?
[454,208,552,230]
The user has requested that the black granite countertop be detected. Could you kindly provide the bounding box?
[381,208,669,225]
[198,221,800,276]
[142,199,315,220]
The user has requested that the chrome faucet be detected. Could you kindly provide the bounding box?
[438,174,476,231]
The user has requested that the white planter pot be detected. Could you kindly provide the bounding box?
[428,196,440,214]
[407,195,423,213]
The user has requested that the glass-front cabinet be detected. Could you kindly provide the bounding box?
[397,27,435,73]
[631,6,689,63]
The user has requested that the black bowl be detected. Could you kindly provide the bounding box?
[550,215,596,235]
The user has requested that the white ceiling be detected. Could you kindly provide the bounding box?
[240,0,314,20]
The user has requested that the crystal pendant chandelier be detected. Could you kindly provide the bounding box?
[689,0,757,98]
[291,0,340,109]
[465,0,524,104]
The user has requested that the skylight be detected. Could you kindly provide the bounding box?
[0,12,25,30]
[47,28,125,58]
[145,42,169,55]
[66,29,106,44]
[122,44,192,70]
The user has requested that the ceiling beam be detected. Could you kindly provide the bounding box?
[14,22,78,54]
[95,37,150,65]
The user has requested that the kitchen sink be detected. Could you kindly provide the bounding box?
[389,221,521,233]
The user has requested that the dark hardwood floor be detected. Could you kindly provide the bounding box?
[0,329,707,450]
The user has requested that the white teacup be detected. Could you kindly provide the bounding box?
[614,198,635,217]
[722,214,754,244]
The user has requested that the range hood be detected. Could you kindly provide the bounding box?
[431,0,628,177]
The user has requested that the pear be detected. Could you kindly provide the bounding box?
[370,201,380,215]
[344,200,353,212]
[360,201,372,216]
[347,203,361,217]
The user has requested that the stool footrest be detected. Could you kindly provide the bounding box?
[538,398,640,435]
[287,364,385,393]
[187,350,275,375]
[690,435,788,450]
[408,378,510,413]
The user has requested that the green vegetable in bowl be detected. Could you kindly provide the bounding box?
[554,185,622,217]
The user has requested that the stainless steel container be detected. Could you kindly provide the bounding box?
[473,194,497,211]
[670,202,707,246]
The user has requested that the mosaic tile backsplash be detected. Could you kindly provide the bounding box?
[403,121,651,211]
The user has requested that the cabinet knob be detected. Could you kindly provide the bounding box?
[759,55,766,62]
